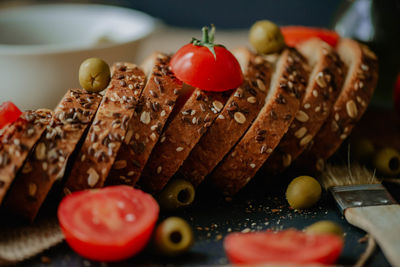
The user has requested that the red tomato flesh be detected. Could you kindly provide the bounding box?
[281,26,340,47]
[224,229,343,265]
[0,101,22,129]
[394,74,400,116]
[170,43,243,92]
[58,186,159,262]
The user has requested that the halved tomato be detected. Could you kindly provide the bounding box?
[0,101,22,129]
[224,229,343,265]
[281,26,340,47]
[58,186,159,262]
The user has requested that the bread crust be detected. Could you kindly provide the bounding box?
[107,53,184,186]
[296,38,378,171]
[264,39,345,173]
[4,89,102,220]
[0,109,53,204]
[179,49,272,187]
[63,63,146,193]
[140,88,231,193]
[209,47,309,195]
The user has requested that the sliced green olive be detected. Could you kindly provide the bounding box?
[157,179,195,211]
[249,20,285,54]
[286,176,321,209]
[154,217,194,256]
[79,57,111,93]
[351,137,375,163]
[305,220,344,238]
[373,147,400,176]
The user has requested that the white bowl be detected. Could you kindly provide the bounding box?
[0,3,156,110]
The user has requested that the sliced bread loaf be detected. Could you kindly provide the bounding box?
[209,47,309,195]
[139,88,232,193]
[63,63,146,193]
[296,38,378,171]
[4,89,102,220]
[179,48,272,187]
[106,53,184,186]
[264,38,345,173]
[0,109,53,205]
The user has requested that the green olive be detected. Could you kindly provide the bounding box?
[157,179,195,211]
[305,220,344,238]
[79,57,111,93]
[249,20,285,54]
[286,176,321,209]
[373,147,400,176]
[154,217,194,256]
[351,137,375,163]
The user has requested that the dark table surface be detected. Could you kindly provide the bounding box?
[20,170,399,267]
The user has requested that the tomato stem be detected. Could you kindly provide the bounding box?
[191,24,223,59]
[202,26,209,43]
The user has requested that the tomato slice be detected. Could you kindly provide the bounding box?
[170,26,243,92]
[224,229,343,265]
[58,186,159,262]
[0,101,22,129]
[281,26,340,47]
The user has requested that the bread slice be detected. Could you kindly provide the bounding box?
[264,39,345,173]
[3,89,102,221]
[179,48,272,187]
[0,109,53,205]
[106,53,185,186]
[139,87,232,193]
[296,38,378,171]
[63,63,146,193]
[209,47,309,195]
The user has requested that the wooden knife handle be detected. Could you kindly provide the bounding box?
[345,204,400,267]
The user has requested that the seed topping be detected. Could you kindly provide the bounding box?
[295,110,309,122]
[87,168,99,187]
[234,112,246,124]
[140,111,151,124]
[346,100,358,119]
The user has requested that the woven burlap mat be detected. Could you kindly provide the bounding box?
[0,215,64,266]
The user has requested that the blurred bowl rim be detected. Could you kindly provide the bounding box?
[0,3,157,56]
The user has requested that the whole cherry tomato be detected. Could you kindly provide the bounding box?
[58,186,159,262]
[170,25,243,92]
[281,26,340,47]
[0,101,22,129]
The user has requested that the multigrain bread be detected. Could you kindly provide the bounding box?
[0,109,53,205]
[179,48,272,187]
[296,38,378,171]
[107,53,184,186]
[63,63,146,193]
[264,39,345,173]
[140,88,232,193]
[209,47,309,195]
[4,89,102,221]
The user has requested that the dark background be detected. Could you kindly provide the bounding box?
[3,0,399,106]
[84,0,342,29]
[3,0,343,28]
